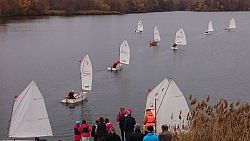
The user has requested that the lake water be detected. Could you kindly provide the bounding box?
[1,12,250,140]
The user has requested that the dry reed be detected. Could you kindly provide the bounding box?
[173,96,250,141]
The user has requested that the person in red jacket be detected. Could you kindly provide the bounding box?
[81,120,91,141]
[105,118,113,134]
[74,121,83,141]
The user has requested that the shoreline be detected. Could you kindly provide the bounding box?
[1,10,249,19]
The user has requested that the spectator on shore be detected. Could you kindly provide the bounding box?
[128,124,144,141]
[91,119,99,141]
[105,118,113,134]
[106,127,121,141]
[74,121,83,141]
[81,119,91,141]
[158,124,172,141]
[142,126,159,141]
[97,117,107,141]
[124,111,136,141]
[116,107,127,140]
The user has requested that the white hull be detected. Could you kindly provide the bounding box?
[203,32,210,35]
[61,92,87,104]
[135,30,143,33]
[107,63,122,71]
[171,47,178,50]
[107,66,122,71]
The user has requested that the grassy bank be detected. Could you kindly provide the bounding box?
[173,95,250,141]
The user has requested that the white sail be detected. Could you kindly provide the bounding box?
[208,20,214,32]
[145,78,190,134]
[229,18,236,29]
[137,20,143,32]
[175,28,187,45]
[9,81,53,138]
[80,54,92,91]
[154,26,160,42]
[119,40,130,65]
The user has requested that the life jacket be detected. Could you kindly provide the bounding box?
[145,112,155,126]
[74,125,81,135]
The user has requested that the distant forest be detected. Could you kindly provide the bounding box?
[1,0,250,17]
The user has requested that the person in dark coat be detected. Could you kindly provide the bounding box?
[91,119,99,141]
[106,127,121,141]
[123,112,136,141]
[97,117,107,141]
[68,90,76,99]
[116,107,127,141]
[158,124,172,141]
[128,124,144,141]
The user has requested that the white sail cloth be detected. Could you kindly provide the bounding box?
[9,81,53,138]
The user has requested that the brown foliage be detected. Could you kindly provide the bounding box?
[174,96,250,141]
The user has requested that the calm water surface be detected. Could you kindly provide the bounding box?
[1,12,250,140]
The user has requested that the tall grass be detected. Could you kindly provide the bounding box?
[174,95,250,141]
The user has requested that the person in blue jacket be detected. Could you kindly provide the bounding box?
[142,126,159,141]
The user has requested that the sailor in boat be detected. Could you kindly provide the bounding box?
[34,137,48,141]
[112,60,120,69]
[74,121,83,141]
[144,109,156,134]
[68,90,76,99]
[149,41,157,46]
[172,43,177,50]
[204,30,209,34]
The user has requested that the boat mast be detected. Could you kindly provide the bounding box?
[155,78,172,132]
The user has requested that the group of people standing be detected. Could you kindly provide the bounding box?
[73,107,172,141]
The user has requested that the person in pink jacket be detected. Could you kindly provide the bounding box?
[116,107,127,141]
[81,120,91,141]
[105,118,113,134]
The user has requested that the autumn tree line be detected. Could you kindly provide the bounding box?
[1,0,250,17]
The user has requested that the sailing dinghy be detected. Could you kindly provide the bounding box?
[171,28,187,50]
[225,18,236,31]
[135,20,143,33]
[149,26,161,46]
[108,40,130,71]
[144,78,190,134]
[3,81,53,141]
[204,20,214,35]
[61,54,92,104]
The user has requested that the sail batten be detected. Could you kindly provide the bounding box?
[8,81,53,138]
[81,54,92,91]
